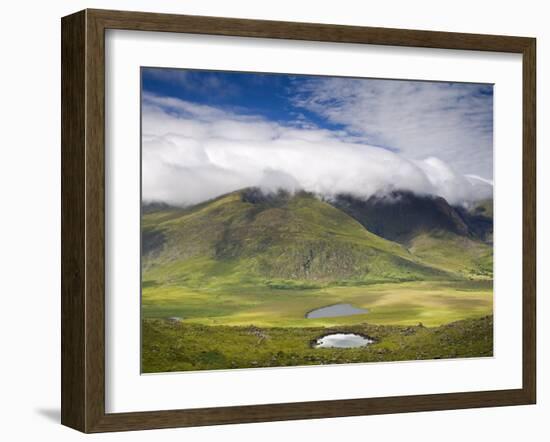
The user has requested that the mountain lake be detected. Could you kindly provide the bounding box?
[306,303,368,319]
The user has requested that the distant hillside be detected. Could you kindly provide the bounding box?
[455,199,493,244]
[329,191,471,243]
[142,188,457,288]
[407,231,492,278]
[329,191,493,244]
[328,191,493,277]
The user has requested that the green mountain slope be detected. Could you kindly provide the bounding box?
[329,192,493,279]
[408,231,493,279]
[142,189,453,288]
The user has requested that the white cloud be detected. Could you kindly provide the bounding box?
[291,78,494,181]
[142,94,492,207]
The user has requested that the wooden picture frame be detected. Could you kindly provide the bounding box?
[61,8,536,433]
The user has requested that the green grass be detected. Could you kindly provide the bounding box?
[142,279,493,327]
[142,315,493,373]
[408,231,493,279]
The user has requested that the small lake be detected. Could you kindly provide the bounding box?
[313,333,374,348]
[306,303,368,319]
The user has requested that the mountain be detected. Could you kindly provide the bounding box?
[329,191,493,277]
[455,199,493,244]
[406,231,492,278]
[142,189,454,288]
[329,191,493,244]
[329,191,470,243]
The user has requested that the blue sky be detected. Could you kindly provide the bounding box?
[142,68,348,131]
[141,67,493,206]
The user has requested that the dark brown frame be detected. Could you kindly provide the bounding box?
[61,8,536,433]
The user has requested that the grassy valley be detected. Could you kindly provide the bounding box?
[141,188,493,373]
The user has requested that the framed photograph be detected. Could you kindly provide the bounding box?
[61,9,536,433]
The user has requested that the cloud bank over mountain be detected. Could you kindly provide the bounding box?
[290,77,494,181]
[142,92,493,207]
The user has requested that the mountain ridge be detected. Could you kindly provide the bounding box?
[329,190,493,244]
[142,188,492,287]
